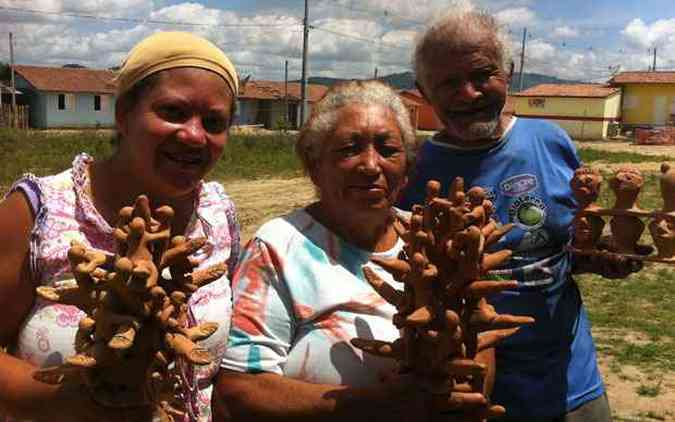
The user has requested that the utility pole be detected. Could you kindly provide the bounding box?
[10,32,17,128]
[652,47,657,72]
[374,66,378,79]
[517,28,527,92]
[284,60,289,125]
[299,0,309,127]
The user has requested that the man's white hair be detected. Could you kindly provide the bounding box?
[413,0,513,91]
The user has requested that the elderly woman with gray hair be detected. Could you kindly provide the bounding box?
[215,80,495,421]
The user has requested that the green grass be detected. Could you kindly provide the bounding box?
[210,134,302,182]
[578,266,675,371]
[0,128,303,193]
[636,380,663,397]
[0,128,115,191]
[578,148,671,164]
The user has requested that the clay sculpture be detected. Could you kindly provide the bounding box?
[351,178,535,421]
[570,167,605,249]
[608,166,645,254]
[32,195,226,422]
[569,164,675,264]
[649,163,675,259]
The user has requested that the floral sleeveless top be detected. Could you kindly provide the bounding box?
[6,154,239,422]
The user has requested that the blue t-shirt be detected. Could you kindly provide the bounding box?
[399,118,604,419]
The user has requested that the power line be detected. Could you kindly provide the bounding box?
[0,5,297,28]
[318,1,426,27]
[310,25,408,51]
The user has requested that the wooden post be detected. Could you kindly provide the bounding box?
[299,0,309,127]
[284,60,289,127]
[10,32,17,128]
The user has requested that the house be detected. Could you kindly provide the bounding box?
[512,84,622,140]
[398,94,422,134]
[13,65,116,129]
[236,80,328,129]
[398,89,515,131]
[399,89,443,131]
[608,71,675,128]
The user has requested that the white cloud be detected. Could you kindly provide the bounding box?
[495,7,536,27]
[1,0,673,83]
[622,18,675,49]
[552,26,579,39]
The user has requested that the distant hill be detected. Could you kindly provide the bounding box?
[303,71,579,92]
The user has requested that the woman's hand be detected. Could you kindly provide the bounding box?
[0,352,153,422]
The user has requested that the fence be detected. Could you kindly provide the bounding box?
[0,104,29,129]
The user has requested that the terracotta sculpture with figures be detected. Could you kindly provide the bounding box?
[569,163,675,264]
[352,178,534,421]
[32,196,226,422]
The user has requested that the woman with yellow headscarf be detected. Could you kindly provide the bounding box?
[0,31,239,421]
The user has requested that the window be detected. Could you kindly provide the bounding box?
[623,95,638,110]
[57,93,75,111]
[94,95,101,111]
[528,98,546,108]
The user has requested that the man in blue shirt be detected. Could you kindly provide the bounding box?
[400,4,640,421]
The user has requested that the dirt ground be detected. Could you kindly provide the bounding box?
[226,169,674,421]
[576,140,675,173]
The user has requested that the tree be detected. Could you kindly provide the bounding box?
[0,62,10,81]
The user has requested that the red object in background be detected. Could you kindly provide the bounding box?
[635,127,675,145]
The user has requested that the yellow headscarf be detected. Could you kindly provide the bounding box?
[115,31,238,98]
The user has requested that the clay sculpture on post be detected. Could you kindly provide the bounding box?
[569,163,675,263]
[32,195,226,422]
[351,178,535,421]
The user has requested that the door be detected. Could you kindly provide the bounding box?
[654,96,667,125]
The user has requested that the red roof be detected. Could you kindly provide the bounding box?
[609,71,675,84]
[513,83,620,98]
[13,65,116,94]
[239,80,328,103]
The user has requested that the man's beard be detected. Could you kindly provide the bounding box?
[461,116,501,141]
[444,112,502,143]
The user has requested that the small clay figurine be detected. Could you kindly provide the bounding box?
[649,216,675,259]
[658,163,675,213]
[570,167,605,249]
[608,166,645,254]
[570,166,603,210]
[648,163,675,259]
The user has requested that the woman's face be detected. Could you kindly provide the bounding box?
[116,67,234,199]
[311,104,408,221]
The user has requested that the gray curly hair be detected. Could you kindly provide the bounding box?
[296,79,415,173]
[413,3,513,92]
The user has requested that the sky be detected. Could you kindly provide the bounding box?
[1,0,674,83]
